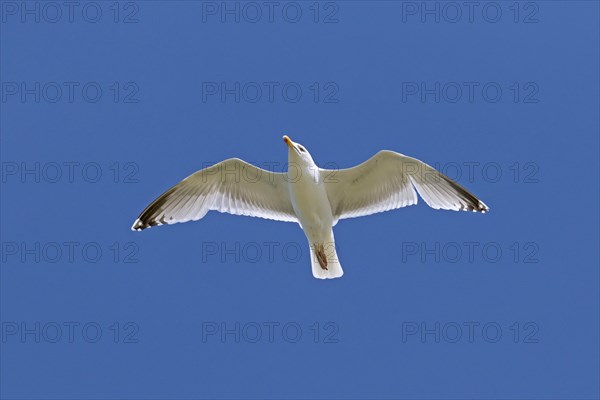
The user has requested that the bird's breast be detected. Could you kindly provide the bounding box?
[288,174,333,237]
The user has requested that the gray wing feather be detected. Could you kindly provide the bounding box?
[132,158,296,230]
[322,150,489,221]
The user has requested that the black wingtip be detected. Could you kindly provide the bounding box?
[131,219,150,231]
[440,174,489,214]
[131,221,142,231]
[131,215,166,230]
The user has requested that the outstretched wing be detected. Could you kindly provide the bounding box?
[132,158,296,230]
[322,150,489,221]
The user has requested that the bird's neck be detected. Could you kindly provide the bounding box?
[288,162,319,184]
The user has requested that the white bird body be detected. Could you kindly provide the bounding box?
[289,167,333,238]
[132,135,488,279]
[286,152,341,278]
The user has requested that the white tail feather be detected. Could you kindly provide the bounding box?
[309,231,343,279]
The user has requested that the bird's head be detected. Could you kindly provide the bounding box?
[283,135,316,167]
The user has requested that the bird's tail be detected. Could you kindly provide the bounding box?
[309,231,343,279]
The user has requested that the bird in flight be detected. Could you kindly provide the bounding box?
[132,135,489,279]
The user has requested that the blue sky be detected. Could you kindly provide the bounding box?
[1,1,599,398]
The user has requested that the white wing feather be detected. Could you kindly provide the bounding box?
[132,158,296,230]
[322,150,488,221]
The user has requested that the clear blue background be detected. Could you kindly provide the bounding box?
[1,1,599,399]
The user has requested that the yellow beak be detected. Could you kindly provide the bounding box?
[283,135,294,149]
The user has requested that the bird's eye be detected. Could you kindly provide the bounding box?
[298,147,305,153]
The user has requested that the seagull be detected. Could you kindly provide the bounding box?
[132,135,489,279]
